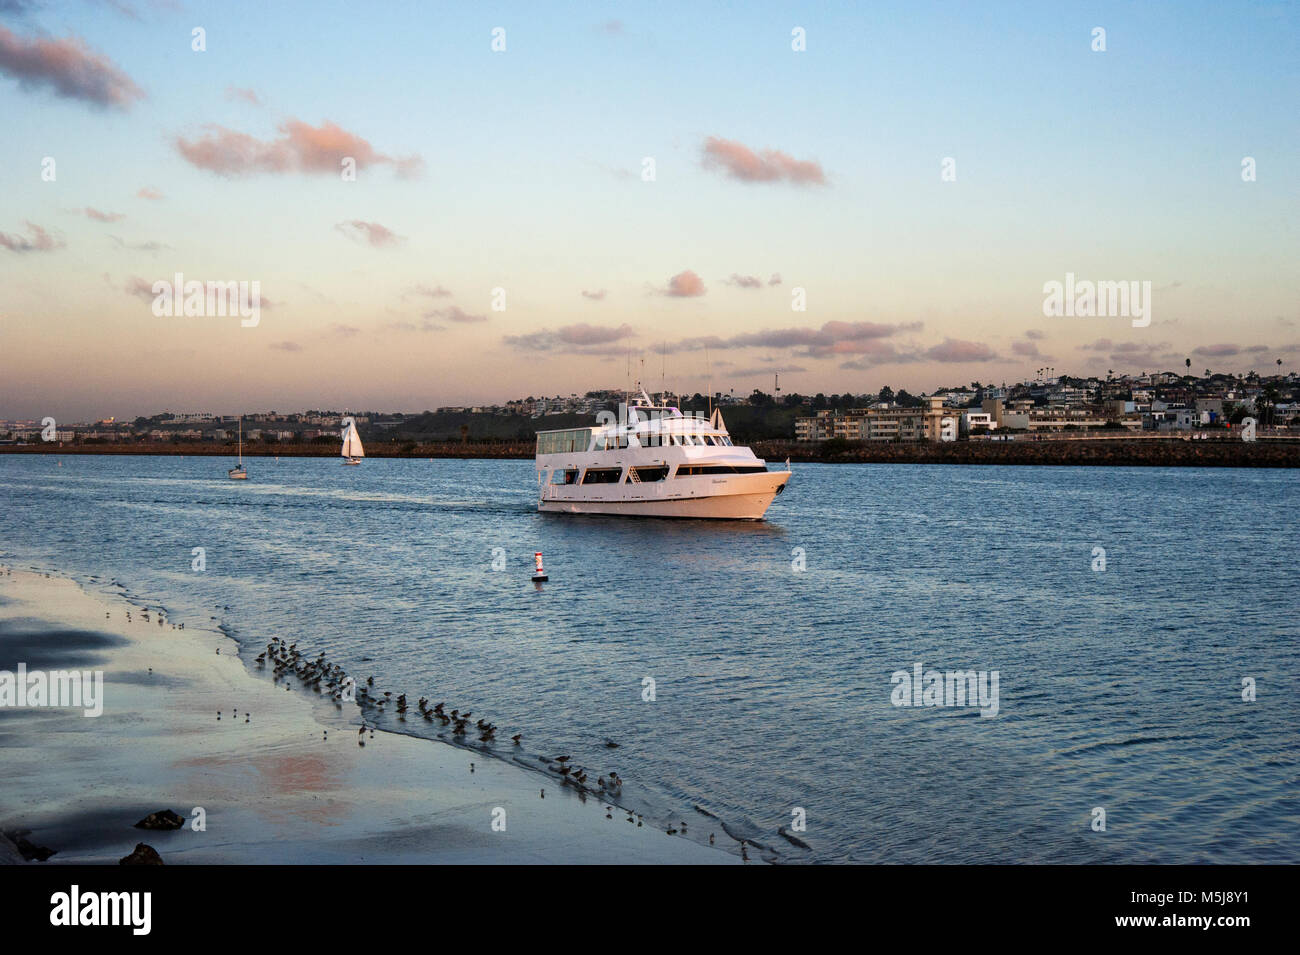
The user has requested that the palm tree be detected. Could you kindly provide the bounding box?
[1259,384,1280,427]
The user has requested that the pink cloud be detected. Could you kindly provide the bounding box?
[581,288,607,300]
[725,273,764,289]
[0,25,144,108]
[702,136,826,185]
[83,207,124,222]
[0,221,61,253]
[664,270,706,297]
[176,119,423,178]
[335,220,404,248]
[136,186,164,200]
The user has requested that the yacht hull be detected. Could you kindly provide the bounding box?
[539,472,789,520]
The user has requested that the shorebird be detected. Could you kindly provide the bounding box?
[511,733,522,745]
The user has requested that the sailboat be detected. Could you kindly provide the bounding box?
[341,419,364,465]
[228,417,248,479]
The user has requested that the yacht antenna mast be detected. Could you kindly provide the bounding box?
[705,346,712,418]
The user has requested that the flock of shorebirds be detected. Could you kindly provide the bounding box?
[254,636,641,805]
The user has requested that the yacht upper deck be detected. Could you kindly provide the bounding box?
[536,396,737,456]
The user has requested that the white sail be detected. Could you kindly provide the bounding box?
[341,422,365,458]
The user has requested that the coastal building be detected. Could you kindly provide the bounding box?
[795,397,950,442]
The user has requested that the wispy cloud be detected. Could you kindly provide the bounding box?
[136,186,164,200]
[504,322,634,354]
[124,276,154,300]
[677,320,921,359]
[335,220,404,248]
[702,136,826,185]
[177,119,423,178]
[82,207,125,222]
[109,235,169,253]
[1193,343,1243,358]
[581,288,607,301]
[404,283,452,300]
[924,338,999,363]
[430,305,486,324]
[0,25,144,109]
[383,319,444,333]
[0,221,61,252]
[224,85,261,106]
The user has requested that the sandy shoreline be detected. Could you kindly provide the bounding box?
[0,567,737,864]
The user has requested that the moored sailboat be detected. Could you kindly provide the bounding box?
[228,416,248,479]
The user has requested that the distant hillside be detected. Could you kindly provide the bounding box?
[381,411,595,443]
[380,405,804,443]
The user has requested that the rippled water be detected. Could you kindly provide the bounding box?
[2,454,1297,863]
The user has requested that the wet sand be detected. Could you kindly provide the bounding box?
[0,568,735,864]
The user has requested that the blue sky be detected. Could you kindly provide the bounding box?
[1,0,1296,419]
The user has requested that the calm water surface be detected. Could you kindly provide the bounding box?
[2,454,1296,863]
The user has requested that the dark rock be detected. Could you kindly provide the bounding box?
[2,832,56,862]
[133,809,185,831]
[119,843,164,866]
[0,833,28,864]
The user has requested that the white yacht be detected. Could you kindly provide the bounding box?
[535,392,790,519]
